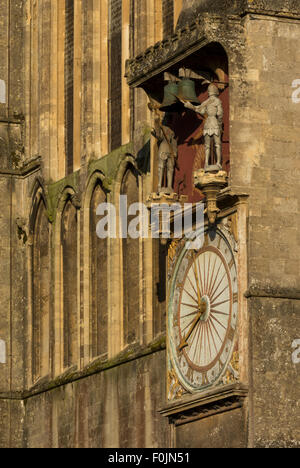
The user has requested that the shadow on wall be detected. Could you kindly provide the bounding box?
[0,339,6,364]
[0,80,5,104]
[136,140,151,174]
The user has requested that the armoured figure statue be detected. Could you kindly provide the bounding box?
[157,126,177,194]
[152,123,177,194]
[183,84,224,171]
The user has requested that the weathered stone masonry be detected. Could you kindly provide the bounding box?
[0,0,299,448]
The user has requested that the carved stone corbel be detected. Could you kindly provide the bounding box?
[194,169,228,225]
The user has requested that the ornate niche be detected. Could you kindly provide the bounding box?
[126,41,230,204]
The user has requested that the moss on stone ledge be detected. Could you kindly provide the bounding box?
[21,335,166,400]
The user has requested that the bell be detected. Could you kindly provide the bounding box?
[160,81,179,112]
[177,78,199,105]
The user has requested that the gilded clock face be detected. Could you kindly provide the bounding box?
[168,229,238,393]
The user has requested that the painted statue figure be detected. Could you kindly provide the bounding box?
[158,126,177,193]
[182,83,224,171]
[152,123,178,194]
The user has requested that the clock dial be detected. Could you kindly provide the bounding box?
[168,230,238,393]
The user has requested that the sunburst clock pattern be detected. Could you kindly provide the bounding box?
[168,230,238,394]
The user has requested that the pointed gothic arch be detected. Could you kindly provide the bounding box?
[61,196,78,368]
[30,185,51,381]
[120,163,140,346]
[89,177,108,358]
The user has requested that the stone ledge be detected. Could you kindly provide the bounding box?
[245,285,300,300]
[0,157,41,178]
[0,335,166,401]
[159,383,248,426]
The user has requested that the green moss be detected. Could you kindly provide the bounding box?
[47,171,80,223]
[22,335,166,399]
[143,126,152,144]
[88,142,134,180]
[45,142,138,221]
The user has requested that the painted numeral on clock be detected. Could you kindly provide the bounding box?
[186,367,194,382]
[203,373,209,385]
[233,293,238,303]
[228,328,235,341]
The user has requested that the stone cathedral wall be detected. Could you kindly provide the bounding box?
[237,16,300,447]
[0,0,299,448]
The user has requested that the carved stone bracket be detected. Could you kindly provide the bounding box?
[146,192,188,205]
[146,193,188,243]
[16,217,28,245]
[194,169,228,225]
[160,383,248,426]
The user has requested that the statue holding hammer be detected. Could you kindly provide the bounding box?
[180,83,224,172]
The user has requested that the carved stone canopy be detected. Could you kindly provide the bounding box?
[176,0,300,29]
[126,34,228,108]
[125,18,228,93]
[125,0,300,92]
